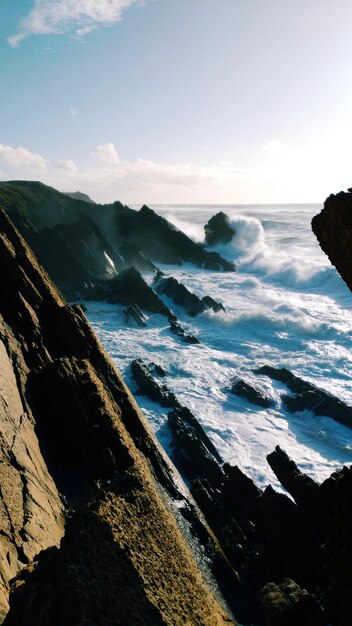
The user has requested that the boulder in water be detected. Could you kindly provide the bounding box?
[154,274,225,317]
[204,211,236,246]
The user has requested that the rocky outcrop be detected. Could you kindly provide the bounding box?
[0,208,235,625]
[103,267,176,320]
[154,274,225,316]
[205,212,236,246]
[169,320,200,344]
[256,366,352,428]
[312,190,352,291]
[0,181,234,299]
[230,377,273,408]
[131,360,180,408]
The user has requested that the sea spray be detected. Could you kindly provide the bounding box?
[87,203,352,490]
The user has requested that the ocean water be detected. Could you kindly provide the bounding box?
[86,204,352,491]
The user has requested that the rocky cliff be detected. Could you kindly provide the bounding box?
[0,208,234,625]
[312,189,352,291]
[0,181,234,298]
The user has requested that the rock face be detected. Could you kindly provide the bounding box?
[0,181,234,298]
[0,208,234,625]
[312,190,352,291]
[204,211,236,246]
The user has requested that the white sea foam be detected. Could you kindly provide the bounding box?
[86,203,352,491]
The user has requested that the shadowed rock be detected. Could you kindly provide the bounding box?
[204,212,236,246]
[154,274,225,317]
[256,366,352,428]
[312,190,352,292]
[231,378,273,408]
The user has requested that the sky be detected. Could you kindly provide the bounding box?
[1,0,352,205]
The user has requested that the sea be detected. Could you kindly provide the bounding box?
[86,204,352,491]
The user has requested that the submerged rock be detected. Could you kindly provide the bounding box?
[204,211,236,246]
[169,320,200,344]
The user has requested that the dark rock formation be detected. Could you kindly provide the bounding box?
[312,190,352,291]
[169,320,200,344]
[0,208,234,625]
[104,267,176,320]
[205,211,236,246]
[257,579,328,626]
[0,181,234,300]
[123,303,147,327]
[230,377,273,408]
[256,366,352,428]
[154,274,225,316]
[131,359,180,408]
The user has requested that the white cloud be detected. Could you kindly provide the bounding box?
[262,140,290,156]
[96,143,120,164]
[56,159,78,173]
[8,0,145,46]
[0,144,47,169]
[69,107,79,117]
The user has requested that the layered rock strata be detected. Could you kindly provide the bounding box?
[0,208,234,625]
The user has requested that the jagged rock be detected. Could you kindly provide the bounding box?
[204,212,236,246]
[257,366,352,428]
[257,579,328,626]
[0,181,234,300]
[0,208,235,625]
[123,304,146,327]
[150,362,167,377]
[267,446,325,536]
[230,378,273,408]
[154,275,225,317]
[131,360,180,408]
[312,190,352,292]
[106,267,176,321]
[168,406,223,482]
[169,320,200,344]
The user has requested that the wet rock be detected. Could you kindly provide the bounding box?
[169,320,200,344]
[154,275,225,317]
[257,366,352,429]
[106,267,176,321]
[204,212,236,246]
[131,360,180,408]
[230,378,273,408]
[123,304,146,327]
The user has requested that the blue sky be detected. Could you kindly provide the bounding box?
[1,0,352,204]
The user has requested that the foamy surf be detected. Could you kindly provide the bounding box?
[87,203,352,490]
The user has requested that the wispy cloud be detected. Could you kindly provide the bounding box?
[96,142,120,164]
[56,159,78,173]
[0,144,47,169]
[69,107,79,117]
[8,0,146,47]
